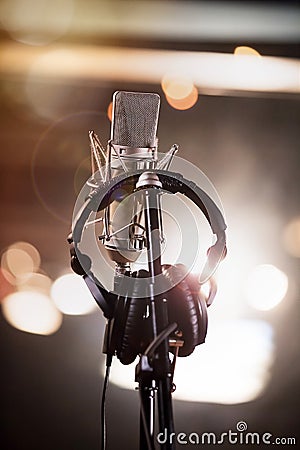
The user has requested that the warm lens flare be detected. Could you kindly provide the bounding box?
[245,264,288,311]
[234,46,261,57]
[74,157,91,195]
[165,86,198,110]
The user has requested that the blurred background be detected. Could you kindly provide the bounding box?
[0,1,299,449]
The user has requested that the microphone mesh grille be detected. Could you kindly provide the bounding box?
[111,91,160,148]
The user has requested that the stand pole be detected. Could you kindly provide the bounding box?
[137,184,175,450]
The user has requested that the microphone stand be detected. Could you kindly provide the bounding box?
[135,173,176,450]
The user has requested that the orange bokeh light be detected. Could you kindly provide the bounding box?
[165,86,198,110]
[0,269,14,302]
[107,101,113,122]
[234,46,261,57]
[161,74,194,100]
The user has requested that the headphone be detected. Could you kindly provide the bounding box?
[70,169,227,364]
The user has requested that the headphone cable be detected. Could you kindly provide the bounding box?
[101,353,112,450]
[144,322,177,358]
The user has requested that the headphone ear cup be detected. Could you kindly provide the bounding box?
[183,271,208,346]
[116,270,149,365]
[197,293,208,345]
[186,275,208,346]
[112,266,208,364]
[162,264,208,356]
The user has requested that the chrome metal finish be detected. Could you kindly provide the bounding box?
[136,172,162,189]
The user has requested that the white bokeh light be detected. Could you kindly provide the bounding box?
[245,264,288,311]
[2,291,62,335]
[104,319,274,405]
[0,0,73,46]
[51,273,97,315]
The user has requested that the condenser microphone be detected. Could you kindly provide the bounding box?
[110,91,160,163]
[105,91,161,264]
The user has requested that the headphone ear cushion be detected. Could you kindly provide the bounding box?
[162,264,208,356]
[116,296,147,365]
[114,266,208,364]
[116,270,149,365]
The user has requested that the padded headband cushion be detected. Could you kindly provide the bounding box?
[116,265,208,365]
[72,169,226,286]
[73,169,226,242]
[86,169,226,234]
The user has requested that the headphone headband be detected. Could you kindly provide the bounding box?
[73,169,227,285]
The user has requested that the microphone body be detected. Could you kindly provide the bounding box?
[105,91,161,264]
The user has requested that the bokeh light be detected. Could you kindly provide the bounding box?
[51,273,97,315]
[161,73,198,110]
[1,241,41,283]
[17,272,52,295]
[107,101,113,122]
[105,319,274,404]
[282,216,300,258]
[245,264,288,311]
[165,86,198,110]
[0,269,14,302]
[0,0,73,46]
[173,319,274,404]
[2,291,62,335]
[161,74,194,100]
[234,46,261,57]
[5,248,35,278]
